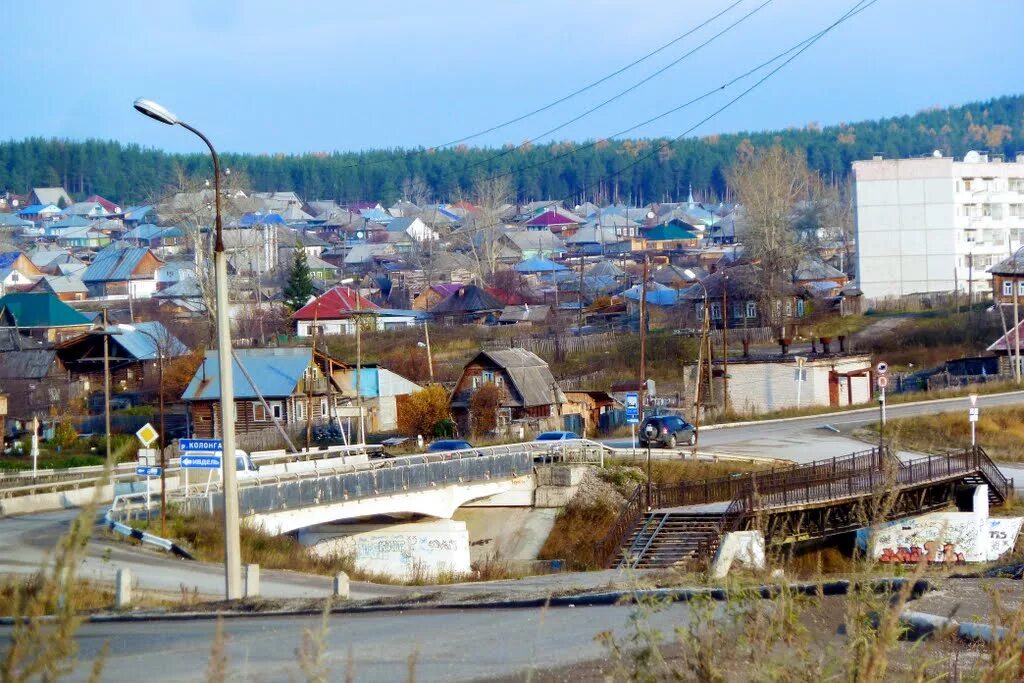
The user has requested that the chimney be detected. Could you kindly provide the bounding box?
[872,153,883,161]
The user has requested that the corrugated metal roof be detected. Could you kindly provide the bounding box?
[0,350,58,380]
[472,348,563,408]
[115,321,189,361]
[181,347,313,401]
[0,292,91,328]
[82,247,156,283]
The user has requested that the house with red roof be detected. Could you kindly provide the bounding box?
[84,195,122,214]
[292,285,425,336]
[524,209,584,236]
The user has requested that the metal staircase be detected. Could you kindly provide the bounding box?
[615,511,722,569]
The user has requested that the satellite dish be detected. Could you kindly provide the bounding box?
[964,150,981,163]
[356,231,365,239]
[646,211,655,219]
[933,150,942,158]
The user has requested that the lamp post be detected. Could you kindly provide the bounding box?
[684,269,710,462]
[134,98,242,601]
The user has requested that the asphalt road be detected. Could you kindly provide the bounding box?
[6,603,705,683]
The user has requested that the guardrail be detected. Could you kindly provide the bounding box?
[104,493,193,559]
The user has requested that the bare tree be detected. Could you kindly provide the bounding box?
[459,174,513,283]
[400,175,432,206]
[729,145,812,335]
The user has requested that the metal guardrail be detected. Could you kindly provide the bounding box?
[104,493,194,559]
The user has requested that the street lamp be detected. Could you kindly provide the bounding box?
[134,98,242,601]
[684,269,710,462]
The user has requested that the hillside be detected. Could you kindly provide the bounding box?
[1,94,1022,206]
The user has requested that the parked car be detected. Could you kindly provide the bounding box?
[638,415,696,449]
[425,439,474,454]
[534,431,580,442]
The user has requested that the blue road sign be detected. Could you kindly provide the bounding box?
[179,438,223,452]
[136,466,162,476]
[625,392,640,424]
[180,455,221,469]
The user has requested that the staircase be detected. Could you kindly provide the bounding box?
[615,511,723,569]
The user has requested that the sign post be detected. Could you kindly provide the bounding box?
[625,392,640,459]
[135,423,161,512]
[794,357,806,408]
[876,362,888,453]
[969,393,979,447]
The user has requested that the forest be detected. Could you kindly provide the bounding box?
[1,94,1022,207]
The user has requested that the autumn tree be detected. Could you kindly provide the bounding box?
[396,385,451,438]
[469,383,504,437]
[729,145,815,335]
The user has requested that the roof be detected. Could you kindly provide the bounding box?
[503,230,566,252]
[0,292,91,328]
[17,204,61,216]
[990,247,1024,276]
[111,321,189,361]
[0,213,32,228]
[0,350,58,380]
[463,348,563,408]
[642,221,699,241]
[31,188,72,206]
[499,304,552,323]
[988,319,1024,353]
[623,286,681,306]
[84,195,120,213]
[292,286,380,320]
[422,283,463,299]
[82,247,159,283]
[0,252,26,270]
[181,347,315,401]
[28,248,73,268]
[794,257,846,281]
[525,210,582,227]
[514,256,568,273]
[431,285,504,315]
[34,275,88,295]
[585,260,626,278]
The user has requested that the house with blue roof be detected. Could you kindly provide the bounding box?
[180,347,347,439]
[16,204,62,222]
[82,246,163,299]
[55,321,189,398]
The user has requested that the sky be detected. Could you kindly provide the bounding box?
[4,0,1023,155]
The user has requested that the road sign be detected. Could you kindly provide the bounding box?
[625,392,640,424]
[876,361,888,375]
[136,466,162,476]
[135,423,159,447]
[795,356,806,369]
[137,447,158,468]
[969,407,979,423]
[877,375,889,389]
[969,393,978,407]
[180,455,221,469]
[179,438,223,452]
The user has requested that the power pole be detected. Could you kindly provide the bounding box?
[1015,276,1021,385]
[722,279,729,413]
[639,256,649,418]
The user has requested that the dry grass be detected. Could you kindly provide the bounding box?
[0,575,172,615]
[867,405,1024,461]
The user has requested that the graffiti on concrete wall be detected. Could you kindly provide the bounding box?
[306,521,472,579]
[862,512,1023,565]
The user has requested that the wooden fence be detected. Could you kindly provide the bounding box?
[485,333,618,357]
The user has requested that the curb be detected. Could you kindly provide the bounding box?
[900,609,1013,644]
[698,389,1024,432]
[0,578,932,624]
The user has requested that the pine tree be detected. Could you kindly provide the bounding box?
[283,242,314,312]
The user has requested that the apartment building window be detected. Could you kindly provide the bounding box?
[1010,204,1024,218]
[1009,178,1024,192]
[1004,281,1013,296]
[982,203,993,217]
[963,178,974,191]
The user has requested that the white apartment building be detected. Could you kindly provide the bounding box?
[853,150,1024,298]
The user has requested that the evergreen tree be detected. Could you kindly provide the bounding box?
[283,243,314,312]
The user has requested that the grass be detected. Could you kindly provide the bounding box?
[863,404,1024,462]
[0,574,172,615]
[0,433,140,471]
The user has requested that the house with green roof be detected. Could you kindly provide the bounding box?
[0,292,92,342]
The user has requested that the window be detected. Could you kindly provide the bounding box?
[796,299,805,317]
[295,401,305,421]
[253,402,267,421]
[1018,281,1024,297]
[963,178,974,191]
[1010,178,1024,192]
[482,370,495,384]
[784,300,793,316]
[320,398,328,416]
[982,203,993,217]
[710,302,721,320]
[1010,204,1024,218]
[746,301,757,319]
[270,401,283,420]
[1004,281,1013,296]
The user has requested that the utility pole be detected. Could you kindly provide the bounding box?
[1016,275,1022,385]
[423,320,434,384]
[577,253,584,331]
[102,308,112,464]
[355,285,365,443]
[638,256,649,418]
[721,278,729,413]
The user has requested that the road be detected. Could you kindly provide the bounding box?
[5,603,708,682]
[605,390,1024,465]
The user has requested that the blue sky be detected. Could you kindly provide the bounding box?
[5,0,1023,155]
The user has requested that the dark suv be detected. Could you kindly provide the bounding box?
[638,415,696,449]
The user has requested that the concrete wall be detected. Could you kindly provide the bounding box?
[299,519,471,580]
[857,485,1024,563]
[722,354,872,414]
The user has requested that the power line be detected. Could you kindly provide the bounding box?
[460,0,775,175]
[480,0,879,201]
[329,0,751,172]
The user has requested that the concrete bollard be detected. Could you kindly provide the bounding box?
[244,564,260,598]
[115,568,132,608]
[333,571,350,599]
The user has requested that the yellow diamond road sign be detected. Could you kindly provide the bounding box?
[136,423,159,447]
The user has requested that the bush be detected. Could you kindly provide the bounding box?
[396,385,451,438]
[469,383,503,436]
[49,420,78,449]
